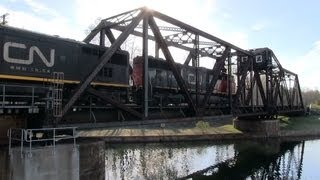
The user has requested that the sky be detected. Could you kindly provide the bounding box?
[0,0,319,90]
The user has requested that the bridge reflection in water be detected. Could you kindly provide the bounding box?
[105,140,317,180]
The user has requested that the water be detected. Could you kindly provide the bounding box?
[104,139,320,180]
[1,139,320,179]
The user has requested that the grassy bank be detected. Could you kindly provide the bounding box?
[279,115,320,131]
[78,121,241,137]
[78,114,320,139]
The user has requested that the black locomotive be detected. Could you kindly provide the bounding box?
[0,25,130,87]
[132,56,235,105]
[0,25,234,128]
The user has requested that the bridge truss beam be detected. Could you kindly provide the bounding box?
[59,7,304,123]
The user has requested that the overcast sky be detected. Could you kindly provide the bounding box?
[1,0,319,90]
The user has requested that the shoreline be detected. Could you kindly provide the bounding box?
[77,115,320,143]
[78,128,320,143]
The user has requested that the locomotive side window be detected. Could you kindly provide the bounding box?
[255,55,263,63]
[188,74,196,85]
[241,56,248,62]
[98,67,113,78]
[103,67,113,78]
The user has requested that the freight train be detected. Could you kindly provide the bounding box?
[0,25,235,128]
[132,56,235,106]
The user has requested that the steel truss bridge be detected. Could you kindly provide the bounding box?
[59,7,304,123]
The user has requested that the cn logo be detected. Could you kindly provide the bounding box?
[3,42,55,67]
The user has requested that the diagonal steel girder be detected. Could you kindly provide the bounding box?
[84,7,142,43]
[105,28,116,44]
[148,16,197,115]
[254,71,267,106]
[61,10,146,118]
[87,88,142,119]
[183,51,194,65]
[235,57,252,107]
[111,25,218,59]
[245,78,256,105]
[151,10,251,56]
[295,75,304,108]
[201,47,231,107]
[273,77,282,106]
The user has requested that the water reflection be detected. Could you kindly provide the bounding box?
[105,140,320,180]
[105,142,235,179]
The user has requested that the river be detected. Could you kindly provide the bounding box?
[104,139,320,180]
[1,139,320,179]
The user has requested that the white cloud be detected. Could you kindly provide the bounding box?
[73,0,218,31]
[285,41,320,90]
[251,22,266,32]
[0,5,82,40]
[23,0,60,17]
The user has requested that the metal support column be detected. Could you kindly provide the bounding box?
[227,54,232,113]
[295,75,304,108]
[2,85,5,108]
[61,10,145,119]
[143,15,149,119]
[194,34,199,106]
[183,51,193,66]
[155,42,159,58]
[254,71,267,106]
[105,29,116,44]
[100,29,105,47]
[148,16,197,115]
[250,58,254,108]
[202,47,230,107]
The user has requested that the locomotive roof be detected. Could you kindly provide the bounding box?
[0,24,130,56]
[0,24,86,45]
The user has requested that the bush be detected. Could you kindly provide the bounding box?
[195,121,210,133]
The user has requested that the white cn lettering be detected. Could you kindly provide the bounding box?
[29,46,55,67]
[3,42,55,67]
[4,42,32,65]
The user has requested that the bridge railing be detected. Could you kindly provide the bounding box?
[8,127,77,157]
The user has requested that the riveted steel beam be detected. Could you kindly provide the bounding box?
[112,25,217,59]
[142,15,149,118]
[87,88,142,119]
[84,21,101,43]
[295,75,304,108]
[61,10,146,119]
[202,47,230,107]
[105,28,116,44]
[235,57,252,108]
[183,51,194,66]
[99,29,105,47]
[151,10,251,55]
[245,78,256,105]
[148,16,197,115]
[254,71,267,106]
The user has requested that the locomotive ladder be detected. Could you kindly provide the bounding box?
[52,72,64,118]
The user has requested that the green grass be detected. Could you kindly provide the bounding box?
[310,104,320,110]
[279,115,320,130]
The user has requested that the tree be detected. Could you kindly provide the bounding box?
[301,88,320,106]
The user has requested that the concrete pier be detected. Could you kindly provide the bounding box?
[4,140,105,180]
[233,119,280,136]
[10,144,80,180]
